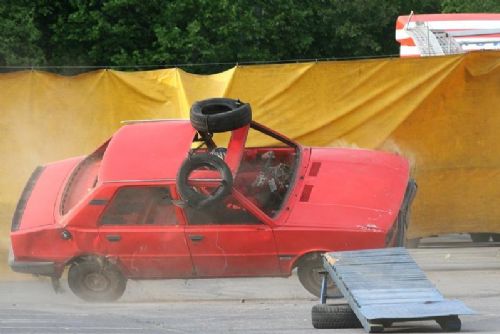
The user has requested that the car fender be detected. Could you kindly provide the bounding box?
[291,249,328,272]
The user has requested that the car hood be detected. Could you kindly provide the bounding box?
[285,147,410,231]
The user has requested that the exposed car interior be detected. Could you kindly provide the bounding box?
[190,122,298,217]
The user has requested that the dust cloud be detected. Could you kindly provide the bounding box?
[0,70,118,281]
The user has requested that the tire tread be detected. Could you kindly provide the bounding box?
[311,304,362,329]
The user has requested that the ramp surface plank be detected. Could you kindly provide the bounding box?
[323,247,474,332]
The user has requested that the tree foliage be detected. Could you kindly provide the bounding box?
[0,0,45,66]
[0,0,497,73]
[442,0,500,13]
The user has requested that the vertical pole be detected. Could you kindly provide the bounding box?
[320,272,328,304]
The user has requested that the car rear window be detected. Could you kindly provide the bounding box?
[60,143,107,215]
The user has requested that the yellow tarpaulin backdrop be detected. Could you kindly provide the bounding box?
[1,51,499,272]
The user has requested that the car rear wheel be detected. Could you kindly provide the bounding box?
[68,259,126,302]
[297,256,341,298]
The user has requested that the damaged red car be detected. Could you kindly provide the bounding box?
[9,98,416,302]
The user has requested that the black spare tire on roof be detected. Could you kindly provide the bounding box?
[176,153,233,208]
[190,98,252,133]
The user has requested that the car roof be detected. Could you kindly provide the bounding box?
[98,120,196,182]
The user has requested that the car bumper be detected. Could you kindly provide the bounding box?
[8,247,56,276]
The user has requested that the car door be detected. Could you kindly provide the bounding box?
[98,186,194,278]
[183,195,281,277]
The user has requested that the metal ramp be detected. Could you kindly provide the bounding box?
[406,23,445,56]
[433,31,464,55]
[320,247,474,332]
[406,23,464,56]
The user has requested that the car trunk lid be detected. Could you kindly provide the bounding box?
[11,158,81,231]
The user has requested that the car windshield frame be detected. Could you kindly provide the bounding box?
[233,121,301,218]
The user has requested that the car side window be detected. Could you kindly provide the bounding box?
[100,186,178,226]
[184,196,262,225]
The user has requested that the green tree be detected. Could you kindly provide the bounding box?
[0,0,45,66]
[442,0,500,13]
[34,0,165,68]
[14,0,500,73]
[140,0,443,70]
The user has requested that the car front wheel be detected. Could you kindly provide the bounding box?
[297,258,341,298]
[68,259,127,302]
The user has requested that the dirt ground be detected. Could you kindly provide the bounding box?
[1,246,499,334]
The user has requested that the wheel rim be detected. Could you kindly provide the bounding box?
[83,272,110,292]
[309,266,336,290]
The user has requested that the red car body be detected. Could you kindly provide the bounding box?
[9,119,414,300]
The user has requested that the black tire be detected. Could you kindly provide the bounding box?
[437,316,462,332]
[491,233,500,242]
[311,304,362,329]
[68,259,126,302]
[470,233,491,242]
[190,98,252,133]
[379,320,393,327]
[176,153,233,208]
[297,256,342,298]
